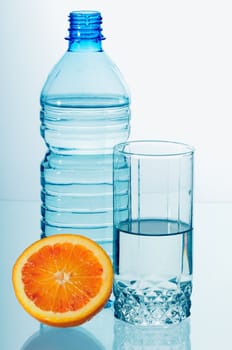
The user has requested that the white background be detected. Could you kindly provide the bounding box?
[1,0,231,202]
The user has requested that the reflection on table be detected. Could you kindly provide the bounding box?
[21,325,105,350]
[21,308,191,350]
[113,317,191,350]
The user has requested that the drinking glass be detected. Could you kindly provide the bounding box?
[113,140,194,326]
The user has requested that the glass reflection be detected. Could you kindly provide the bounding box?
[113,318,191,350]
[21,324,106,350]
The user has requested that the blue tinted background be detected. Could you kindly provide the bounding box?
[0,0,232,202]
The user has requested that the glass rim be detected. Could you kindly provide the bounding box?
[113,140,195,157]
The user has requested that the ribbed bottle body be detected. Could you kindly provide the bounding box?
[40,95,130,154]
[40,11,130,257]
[40,95,130,257]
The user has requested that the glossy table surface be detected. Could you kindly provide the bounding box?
[1,201,231,349]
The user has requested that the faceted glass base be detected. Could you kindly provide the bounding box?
[113,280,192,326]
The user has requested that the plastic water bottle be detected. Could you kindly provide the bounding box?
[40,11,130,258]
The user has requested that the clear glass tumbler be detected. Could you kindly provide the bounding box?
[113,140,194,326]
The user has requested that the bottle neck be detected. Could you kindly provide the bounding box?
[66,11,105,52]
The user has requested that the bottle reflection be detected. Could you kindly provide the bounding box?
[113,318,191,350]
[21,324,105,350]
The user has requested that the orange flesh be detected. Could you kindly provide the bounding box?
[22,243,103,313]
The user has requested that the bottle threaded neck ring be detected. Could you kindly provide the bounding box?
[66,11,105,41]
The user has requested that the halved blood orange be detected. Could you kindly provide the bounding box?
[12,234,113,327]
